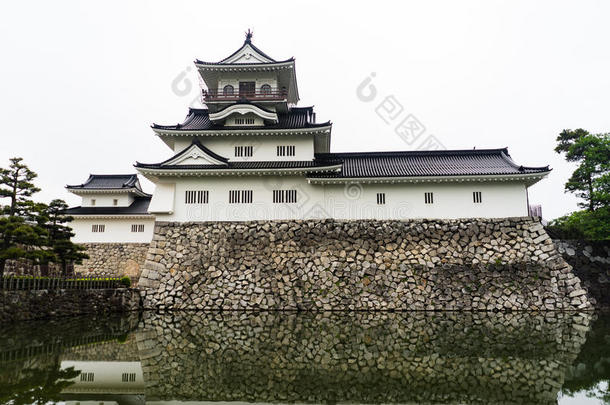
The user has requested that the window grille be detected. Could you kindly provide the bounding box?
[185,190,209,204]
[229,190,253,203]
[273,190,297,203]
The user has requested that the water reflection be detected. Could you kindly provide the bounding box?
[0,311,608,404]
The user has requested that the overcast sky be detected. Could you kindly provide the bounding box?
[1,0,609,220]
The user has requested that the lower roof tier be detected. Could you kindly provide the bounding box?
[64,197,152,216]
[135,146,550,181]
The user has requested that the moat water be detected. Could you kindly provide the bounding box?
[0,311,609,405]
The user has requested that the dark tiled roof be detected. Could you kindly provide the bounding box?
[66,174,140,190]
[64,197,152,216]
[309,148,550,178]
[152,106,330,131]
[136,159,341,171]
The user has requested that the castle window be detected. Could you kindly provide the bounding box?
[473,191,482,203]
[273,190,297,203]
[239,81,255,96]
[122,373,136,382]
[234,118,255,125]
[261,84,272,95]
[376,193,386,205]
[235,146,254,157]
[113,199,118,206]
[185,190,209,204]
[229,190,253,204]
[91,199,96,206]
[424,192,434,204]
[223,85,234,96]
[80,372,94,382]
[277,145,296,156]
[91,224,105,233]
[131,224,145,233]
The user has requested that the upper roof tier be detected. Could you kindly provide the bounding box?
[152,106,330,132]
[195,31,299,105]
[66,174,150,197]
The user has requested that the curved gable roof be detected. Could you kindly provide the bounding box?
[152,106,330,132]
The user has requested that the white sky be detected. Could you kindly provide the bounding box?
[1,0,609,220]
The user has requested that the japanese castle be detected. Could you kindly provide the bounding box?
[65,32,551,243]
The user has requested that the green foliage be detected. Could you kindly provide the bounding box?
[555,129,610,212]
[553,129,610,241]
[0,157,40,217]
[0,157,88,277]
[547,207,610,241]
[0,363,79,405]
[120,276,132,288]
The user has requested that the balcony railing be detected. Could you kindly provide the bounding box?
[203,87,288,102]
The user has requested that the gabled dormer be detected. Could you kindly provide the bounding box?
[196,30,298,112]
[208,103,278,127]
[160,141,229,166]
[66,174,150,207]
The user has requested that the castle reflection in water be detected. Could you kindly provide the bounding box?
[0,311,609,405]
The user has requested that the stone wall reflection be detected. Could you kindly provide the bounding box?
[136,311,591,404]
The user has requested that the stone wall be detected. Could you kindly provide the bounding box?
[555,239,610,309]
[136,311,591,404]
[74,243,149,282]
[0,289,141,323]
[138,218,591,311]
[4,259,64,277]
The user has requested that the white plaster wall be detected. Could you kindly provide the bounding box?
[153,176,529,222]
[148,183,175,214]
[61,361,145,393]
[71,218,155,243]
[81,194,134,207]
[172,134,315,161]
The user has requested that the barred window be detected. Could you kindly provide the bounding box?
[272,190,297,203]
[131,224,145,233]
[276,145,296,156]
[91,224,105,233]
[376,193,386,205]
[473,191,482,203]
[122,373,136,382]
[424,192,434,204]
[234,146,253,157]
[185,190,209,204]
[80,372,94,382]
[229,190,253,204]
[234,118,255,125]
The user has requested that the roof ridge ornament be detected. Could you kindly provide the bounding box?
[245,29,253,44]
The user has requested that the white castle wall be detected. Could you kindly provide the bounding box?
[149,176,529,222]
[71,218,156,243]
[172,134,316,160]
[80,194,134,207]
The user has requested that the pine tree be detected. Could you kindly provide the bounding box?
[43,200,88,275]
[555,129,610,211]
[0,157,41,217]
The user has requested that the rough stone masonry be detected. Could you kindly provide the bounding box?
[138,217,592,311]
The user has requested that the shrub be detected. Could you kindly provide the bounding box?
[546,206,610,241]
[119,276,131,288]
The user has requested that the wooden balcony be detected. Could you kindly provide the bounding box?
[203,87,288,102]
